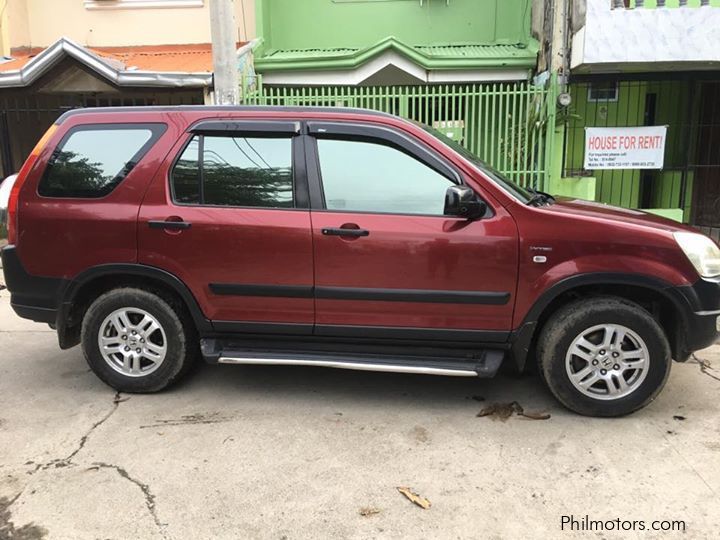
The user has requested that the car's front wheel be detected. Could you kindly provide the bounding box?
[81,287,197,392]
[538,297,672,417]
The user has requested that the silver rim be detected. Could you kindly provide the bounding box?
[565,323,649,401]
[98,308,167,377]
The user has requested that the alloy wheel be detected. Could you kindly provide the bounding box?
[565,323,649,400]
[98,307,167,377]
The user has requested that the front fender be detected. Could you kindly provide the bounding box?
[509,271,695,372]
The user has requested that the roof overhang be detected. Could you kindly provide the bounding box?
[261,50,530,86]
[0,37,213,89]
[255,36,537,85]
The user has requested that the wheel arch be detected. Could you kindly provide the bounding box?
[510,273,693,372]
[57,264,212,349]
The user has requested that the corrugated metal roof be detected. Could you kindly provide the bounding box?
[266,48,359,60]
[416,44,536,59]
[264,43,536,62]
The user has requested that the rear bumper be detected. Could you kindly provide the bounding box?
[669,277,720,357]
[1,245,65,324]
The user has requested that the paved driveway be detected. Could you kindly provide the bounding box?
[1,287,719,539]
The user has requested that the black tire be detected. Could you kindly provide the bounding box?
[81,287,197,393]
[538,297,671,417]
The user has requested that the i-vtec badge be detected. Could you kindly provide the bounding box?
[530,246,552,264]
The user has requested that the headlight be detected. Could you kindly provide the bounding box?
[673,232,720,278]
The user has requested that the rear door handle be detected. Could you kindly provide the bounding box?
[148,220,192,230]
[322,227,369,238]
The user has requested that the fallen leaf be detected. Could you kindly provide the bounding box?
[521,410,552,421]
[478,403,517,420]
[397,487,431,509]
[673,415,686,421]
[477,401,550,421]
[691,354,720,382]
[359,507,381,517]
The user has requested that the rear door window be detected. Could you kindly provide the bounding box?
[39,124,166,198]
[170,134,294,208]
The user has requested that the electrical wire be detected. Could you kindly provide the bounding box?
[230,137,262,169]
[241,138,273,169]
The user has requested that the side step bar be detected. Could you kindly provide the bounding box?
[202,340,504,378]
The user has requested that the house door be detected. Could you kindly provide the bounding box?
[693,82,720,229]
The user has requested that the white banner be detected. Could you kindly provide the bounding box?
[584,126,668,170]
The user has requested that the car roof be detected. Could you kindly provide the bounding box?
[56,105,397,124]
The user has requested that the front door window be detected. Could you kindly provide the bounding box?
[316,138,454,215]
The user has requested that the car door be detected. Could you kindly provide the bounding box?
[305,121,518,343]
[138,119,314,333]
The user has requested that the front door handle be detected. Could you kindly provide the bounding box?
[148,220,192,230]
[322,227,369,238]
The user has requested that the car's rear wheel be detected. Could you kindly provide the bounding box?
[538,297,671,417]
[81,287,197,392]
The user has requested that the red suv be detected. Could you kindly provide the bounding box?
[2,106,719,416]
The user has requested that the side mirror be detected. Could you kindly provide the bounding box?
[444,185,487,220]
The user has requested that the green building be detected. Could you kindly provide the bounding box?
[253,0,538,86]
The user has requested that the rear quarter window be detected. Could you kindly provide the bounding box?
[38,123,166,198]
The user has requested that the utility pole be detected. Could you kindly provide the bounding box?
[550,0,569,83]
[209,0,239,105]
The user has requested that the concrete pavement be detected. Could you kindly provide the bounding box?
[0,285,719,539]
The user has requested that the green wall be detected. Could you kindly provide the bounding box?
[256,0,533,53]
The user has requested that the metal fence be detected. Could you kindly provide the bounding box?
[1,78,558,193]
[0,89,204,177]
[243,76,557,191]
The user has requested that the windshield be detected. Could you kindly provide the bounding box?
[418,123,533,203]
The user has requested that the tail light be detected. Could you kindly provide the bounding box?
[7,124,57,245]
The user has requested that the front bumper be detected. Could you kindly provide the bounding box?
[668,276,720,357]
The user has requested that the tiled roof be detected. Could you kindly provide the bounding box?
[0,42,244,73]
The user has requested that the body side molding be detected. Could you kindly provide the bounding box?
[209,282,511,305]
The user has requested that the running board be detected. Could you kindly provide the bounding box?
[202,340,504,378]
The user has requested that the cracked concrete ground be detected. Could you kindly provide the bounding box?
[1,289,719,540]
